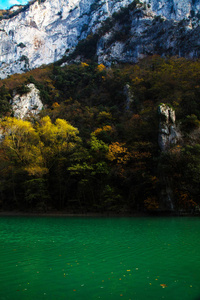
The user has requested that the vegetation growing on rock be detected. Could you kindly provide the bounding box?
[0,56,200,213]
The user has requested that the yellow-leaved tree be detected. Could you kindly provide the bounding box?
[0,116,81,210]
[0,116,81,173]
[37,116,81,169]
[0,117,45,176]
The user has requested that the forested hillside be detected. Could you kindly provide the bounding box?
[0,56,200,214]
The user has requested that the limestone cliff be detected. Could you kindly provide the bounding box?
[0,0,133,78]
[0,0,200,77]
[158,103,179,151]
[12,83,43,119]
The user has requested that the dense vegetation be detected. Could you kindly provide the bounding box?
[0,56,200,214]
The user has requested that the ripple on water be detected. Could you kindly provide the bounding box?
[0,216,200,299]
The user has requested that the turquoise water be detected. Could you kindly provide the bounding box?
[0,216,200,300]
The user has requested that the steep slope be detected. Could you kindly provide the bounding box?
[0,0,200,78]
[0,0,133,78]
[1,57,200,213]
[95,7,200,66]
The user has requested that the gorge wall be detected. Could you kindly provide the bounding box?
[0,0,200,78]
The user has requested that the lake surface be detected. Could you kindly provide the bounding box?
[0,216,200,300]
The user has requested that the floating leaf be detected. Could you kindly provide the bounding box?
[160,284,167,288]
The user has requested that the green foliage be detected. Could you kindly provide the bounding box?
[112,7,130,23]
[0,85,11,116]
[181,114,200,132]
[17,43,26,48]
[90,0,102,13]
[20,55,29,65]
[69,34,99,61]
[1,56,200,213]
[15,84,31,96]
[0,116,81,210]
[112,0,142,23]
[90,134,109,153]
[24,178,50,210]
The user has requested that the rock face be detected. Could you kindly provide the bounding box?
[158,103,178,151]
[0,0,133,78]
[158,103,181,211]
[96,3,200,66]
[146,0,200,20]
[12,83,43,119]
[124,84,134,110]
[0,0,200,77]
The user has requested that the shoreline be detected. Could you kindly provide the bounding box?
[0,210,148,217]
[0,210,198,217]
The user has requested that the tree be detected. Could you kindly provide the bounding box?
[0,117,43,172]
[0,85,11,117]
[0,116,81,210]
[37,116,81,168]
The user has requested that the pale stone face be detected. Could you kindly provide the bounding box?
[0,0,199,78]
[12,83,43,119]
[158,104,181,151]
[0,0,134,78]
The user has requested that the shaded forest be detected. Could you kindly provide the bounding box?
[0,56,200,214]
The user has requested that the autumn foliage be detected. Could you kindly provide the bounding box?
[0,56,200,213]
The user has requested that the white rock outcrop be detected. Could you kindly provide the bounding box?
[0,0,135,78]
[0,0,200,78]
[12,83,43,119]
[146,0,200,20]
[158,103,179,211]
[158,103,180,151]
